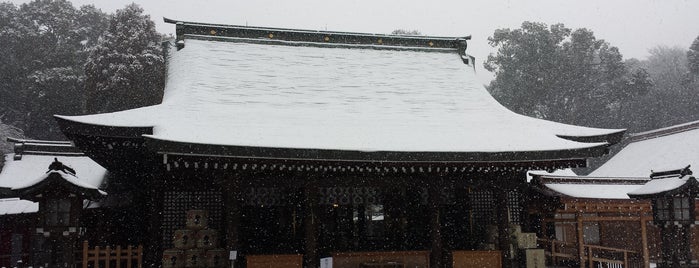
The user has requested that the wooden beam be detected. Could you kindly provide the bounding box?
[543,215,653,222]
[641,217,650,268]
[576,213,585,268]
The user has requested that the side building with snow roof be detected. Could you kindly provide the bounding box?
[528,120,699,267]
[44,19,628,268]
[0,138,141,267]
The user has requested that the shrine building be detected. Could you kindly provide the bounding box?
[45,19,626,268]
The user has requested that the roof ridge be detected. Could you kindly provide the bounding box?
[628,119,699,142]
[7,137,84,160]
[6,137,71,145]
[165,17,470,51]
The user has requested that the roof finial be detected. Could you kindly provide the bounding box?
[47,158,76,176]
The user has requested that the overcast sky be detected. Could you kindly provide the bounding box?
[9,0,699,83]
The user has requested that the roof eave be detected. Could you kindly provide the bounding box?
[627,177,699,199]
[145,135,610,165]
[54,115,153,139]
[12,173,106,202]
[556,128,626,145]
[0,187,11,198]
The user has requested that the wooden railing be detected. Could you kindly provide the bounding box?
[538,238,643,268]
[81,241,143,268]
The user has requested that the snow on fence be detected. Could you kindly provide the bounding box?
[81,241,143,268]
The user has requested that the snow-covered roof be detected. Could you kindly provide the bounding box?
[0,146,107,214]
[11,170,107,195]
[0,197,38,215]
[531,175,649,199]
[527,169,577,182]
[0,154,106,190]
[590,120,699,177]
[627,175,697,197]
[55,20,623,162]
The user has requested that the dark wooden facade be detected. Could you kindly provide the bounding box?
[47,126,621,268]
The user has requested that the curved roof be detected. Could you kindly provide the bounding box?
[590,120,699,177]
[627,175,698,198]
[531,175,649,199]
[0,141,108,214]
[56,20,623,163]
[0,198,37,215]
[0,154,106,190]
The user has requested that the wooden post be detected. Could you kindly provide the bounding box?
[304,185,319,268]
[137,245,143,268]
[587,246,593,268]
[495,187,512,268]
[145,171,164,268]
[641,217,650,268]
[83,241,89,268]
[551,240,557,265]
[127,245,133,268]
[223,172,242,267]
[384,185,406,250]
[576,213,585,268]
[106,246,111,268]
[116,246,122,268]
[428,183,442,268]
[94,246,100,268]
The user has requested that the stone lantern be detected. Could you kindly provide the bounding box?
[628,166,697,268]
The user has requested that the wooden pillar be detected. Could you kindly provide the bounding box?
[145,171,164,268]
[659,225,671,268]
[576,213,585,268]
[428,183,443,268]
[223,172,242,267]
[356,203,367,249]
[641,216,650,268]
[304,185,319,268]
[495,188,512,268]
[384,185,406,250]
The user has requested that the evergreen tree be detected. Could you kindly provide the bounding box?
[0,0,110,139]
[689,35,699,76]
[391,29,422,35]
[615,46,699,131]
[484,22,646,129]
[0,118,25,169]
[0,2,29,129]
[84,3,165,114]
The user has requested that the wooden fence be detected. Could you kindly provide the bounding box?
[81,241,143,268]
[538,238,643,268]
